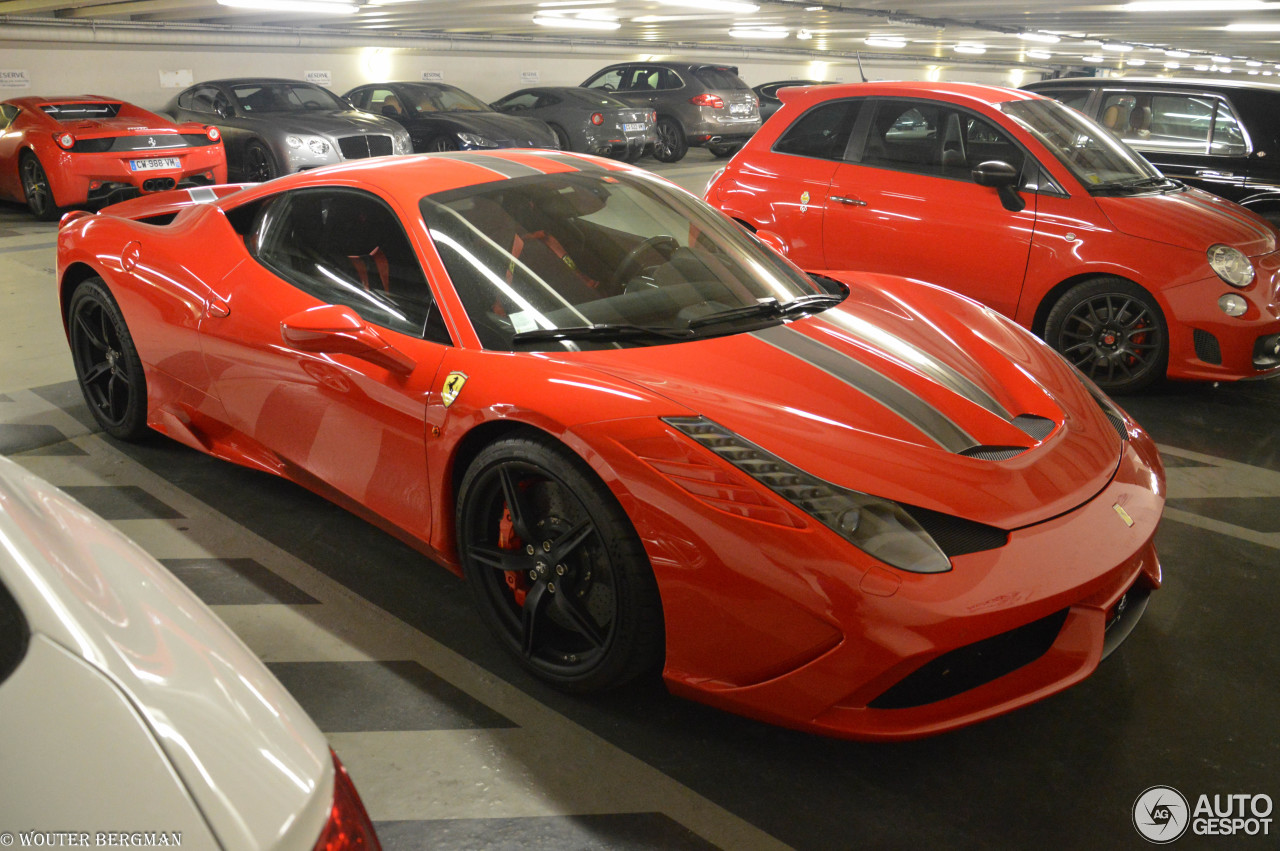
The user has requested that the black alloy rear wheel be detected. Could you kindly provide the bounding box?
[68,278,149,440]
[457,435,663,691]
[1045,276,1168,394]
[652,118,687,163]
[549,124,572,152]
[20,153,59,221]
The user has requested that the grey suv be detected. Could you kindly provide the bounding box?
[581,61,760,162]
[1024,77,1280,228]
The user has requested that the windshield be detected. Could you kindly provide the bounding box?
[403,84,491,114]
[231,83,348,114]
[1001,98,1167,190]
[420,170,832,351]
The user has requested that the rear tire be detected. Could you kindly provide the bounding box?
[1044,277,1168,394]
[652,118,687,163]
[708,142,740,158]
[20,152,60,221]
[549,124,572,152]
[68,278,150,440]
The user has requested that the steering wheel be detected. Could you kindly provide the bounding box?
[616,235,680,285]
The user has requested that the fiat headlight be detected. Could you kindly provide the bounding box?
[286,134,331,156]
[1207,244,1254,288]
[664,416,952,573]
[458,132,499,149]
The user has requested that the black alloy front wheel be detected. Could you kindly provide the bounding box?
[68,278,149,440]
[1044,276,1168,394]
[244,140,279,182]
[457,435,663,691]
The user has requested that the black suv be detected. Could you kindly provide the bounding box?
[1024,77,1280,228]
[581,61,760,162]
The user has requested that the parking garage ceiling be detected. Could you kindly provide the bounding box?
[1,0,1279,71]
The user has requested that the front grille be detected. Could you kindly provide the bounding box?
[1011,414,1056,441]
[868,608,1069,709]
[338,134,394,159]
[1193,328,1222,365]
[901,504,1008,557]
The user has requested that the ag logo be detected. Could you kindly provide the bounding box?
[1133,786,1190,843]
[799,190,810,213]
[441,371,468,407]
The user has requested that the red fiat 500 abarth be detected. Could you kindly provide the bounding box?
[707,82,1280,393]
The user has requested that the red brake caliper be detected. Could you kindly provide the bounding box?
[498,506,528,607]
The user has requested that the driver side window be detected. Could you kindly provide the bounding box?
[252,188,449,343]
[586,68,627,91]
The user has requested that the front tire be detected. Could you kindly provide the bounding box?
[1044,277,1168,394]
[244,140,278,182]
[457,434,663,691]
[428,135,460,152]
[68,278,149,440]
[652,118,687,163]
[20,153,60,221]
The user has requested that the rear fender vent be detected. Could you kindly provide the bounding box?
[868,608,1069,709]
[901,504,1008,557]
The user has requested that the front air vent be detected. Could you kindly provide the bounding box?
[960,445,1027,461]
[901,504,1008,557]
[1011,414,1056,441]
[1193,328,1222,365]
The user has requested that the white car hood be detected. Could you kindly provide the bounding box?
[0,457,332,851]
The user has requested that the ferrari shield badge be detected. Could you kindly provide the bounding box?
[442,371,468,408]
[1113,503,1135,527]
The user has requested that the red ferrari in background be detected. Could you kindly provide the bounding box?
[706,81,1280,394]
[56,151,1163,739]
[0,94,226,220]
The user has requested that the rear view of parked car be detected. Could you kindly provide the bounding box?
[1025,77,1280,229]
[581,61,760,162]
[491,86,655,161]
[0,455,380,849]
[347,81,558,153]
[165,77,411,182]
[0,95,225,220]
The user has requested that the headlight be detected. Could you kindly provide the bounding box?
[285,134,331,156]
[664,416,952,573]
[394,132,412,155]
[458,132,499,149]
[1207,244,1254,287]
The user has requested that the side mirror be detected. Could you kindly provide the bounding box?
[971,160,1026,212]
[280,304,415,375]
[755,229,789,256]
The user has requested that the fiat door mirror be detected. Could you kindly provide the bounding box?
[971,160,1026,213]
[280,304,416,375]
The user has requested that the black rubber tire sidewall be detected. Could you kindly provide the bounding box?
[652,118,687,163]
[456,434,664,692]
[245,141,278,181]
[68,278,150,440]
[549,124,572,152]
[20,153,60,221]
[1044,276,1169,394]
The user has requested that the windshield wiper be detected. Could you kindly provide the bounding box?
[687,294,844,330]
[510,323,695,344]
[1093,175,1180,193]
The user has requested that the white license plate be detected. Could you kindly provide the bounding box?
[623,123,647,133]
[130,157,180,171]
[730,104,750,116]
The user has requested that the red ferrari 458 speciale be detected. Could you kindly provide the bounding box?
[0,94,226,220]
[56,151,1164,739]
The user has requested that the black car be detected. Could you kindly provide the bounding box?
[491,86,656,161]
[344,82,558,153]
[753,79,828,122]
[1024,77,1280,228]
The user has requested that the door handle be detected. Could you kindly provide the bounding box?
[829,195,867,206]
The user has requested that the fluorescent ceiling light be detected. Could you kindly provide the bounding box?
[1247,60,1263,66]
[1083,55,1106,63]
[537,0,614,6]
[953,43,987,54]
[1018,32,1060,43]
[805,4,822,9]
[217,0,357,12]
[1164,50,1191,58]
[1127,1,1273,10]
[1128,58,1147,66]
[865,36,907,48]
[532,12,620,28]
[1026,50,1053,60]
[796,29,812,40]
[1212,56,1233,63]
[729,26,788,38]
[1193,64,1209,70]
[656,0,759,11]
[1165,61,1181,68]
[1103,43,1134,52]
[1224,22,1280,31]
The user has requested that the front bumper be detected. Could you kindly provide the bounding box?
[1162,248,1280,381]
[48,147,226,207]
[577,415,1164,740]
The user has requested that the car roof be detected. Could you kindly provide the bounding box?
[203,77,320,87]
[778,80,1036,108]
[1026,76,1280,94]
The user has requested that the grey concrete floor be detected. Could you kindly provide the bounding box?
[1,153,1277,850]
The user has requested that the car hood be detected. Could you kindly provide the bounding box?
[0,456,332,851]
[1096,187,1277,257]
[255,109,402,137]
[410,111,554,143]
[571,273,1126,530]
